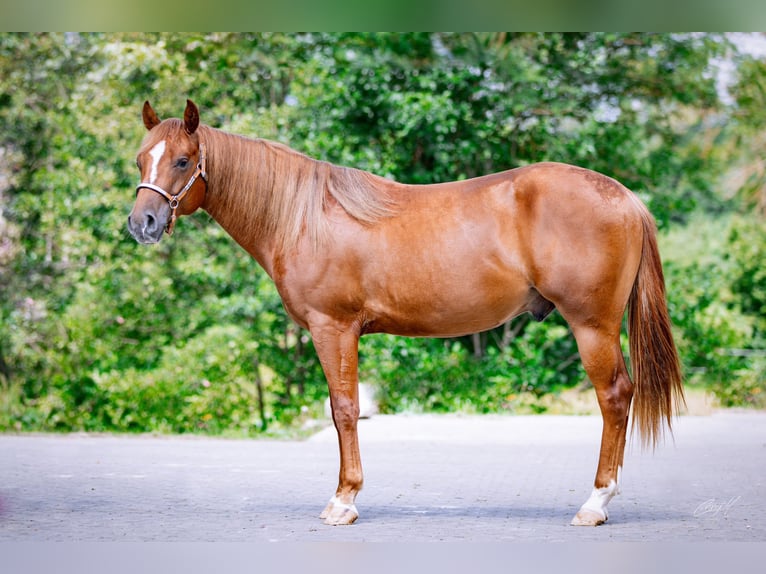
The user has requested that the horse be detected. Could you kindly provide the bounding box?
[127,99,684,527]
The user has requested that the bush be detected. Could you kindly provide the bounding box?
[662,214,766,407]
[360,315,583,414]
[727,217,766,336]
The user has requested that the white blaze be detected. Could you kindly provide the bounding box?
[148,140,166,184]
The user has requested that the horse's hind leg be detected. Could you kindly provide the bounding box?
[567,322,633,526]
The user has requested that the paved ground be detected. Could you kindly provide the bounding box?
[0,412,764,542]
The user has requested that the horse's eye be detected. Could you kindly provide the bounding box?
[176,158,190,169]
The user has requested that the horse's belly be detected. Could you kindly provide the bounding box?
[362,271,538,338]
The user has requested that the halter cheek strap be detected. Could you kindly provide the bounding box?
[136,142,208,235]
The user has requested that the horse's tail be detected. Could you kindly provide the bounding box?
[628,206,685,449]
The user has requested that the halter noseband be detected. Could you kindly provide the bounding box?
[135,142,208,235]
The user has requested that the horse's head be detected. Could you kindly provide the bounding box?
[127,99,208,243]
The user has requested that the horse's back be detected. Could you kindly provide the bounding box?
[384,161,644,262]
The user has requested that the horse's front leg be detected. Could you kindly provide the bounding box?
[311,321,363,525]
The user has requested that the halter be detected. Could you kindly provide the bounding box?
[135,142,208,235]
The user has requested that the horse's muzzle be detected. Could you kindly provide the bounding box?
[127,211,165,244]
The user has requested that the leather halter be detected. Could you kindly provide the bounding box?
[135,142,208,235]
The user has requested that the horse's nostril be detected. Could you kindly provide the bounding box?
[145,213,157,232]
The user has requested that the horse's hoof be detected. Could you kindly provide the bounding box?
[570,508,607,526]
[320,496,359,525]
[323,504,359,525]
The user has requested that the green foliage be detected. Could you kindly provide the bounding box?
[727,218,766,332]
[717,54,766,216]
[662,215,766,408]
[1,33,764,435]
[88,325,263,434]
[361,317,581,414]
[291,33,728,227]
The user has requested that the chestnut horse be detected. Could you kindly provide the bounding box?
[128,100,683,527]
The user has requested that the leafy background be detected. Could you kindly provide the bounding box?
[1,33,764,435]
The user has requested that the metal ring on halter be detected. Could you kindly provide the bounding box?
[135,142,207,235]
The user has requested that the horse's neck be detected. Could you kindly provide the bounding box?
[199,128,279,278]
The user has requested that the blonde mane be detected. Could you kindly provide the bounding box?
[198,125,397,251]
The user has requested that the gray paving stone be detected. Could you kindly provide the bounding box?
[0,412,764,541]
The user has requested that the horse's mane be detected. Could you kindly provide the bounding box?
[198,125,397,251]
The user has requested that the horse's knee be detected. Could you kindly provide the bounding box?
[330,396,360,429]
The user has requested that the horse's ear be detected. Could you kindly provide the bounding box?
[142,101,161,130]
[184,99,200,135]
